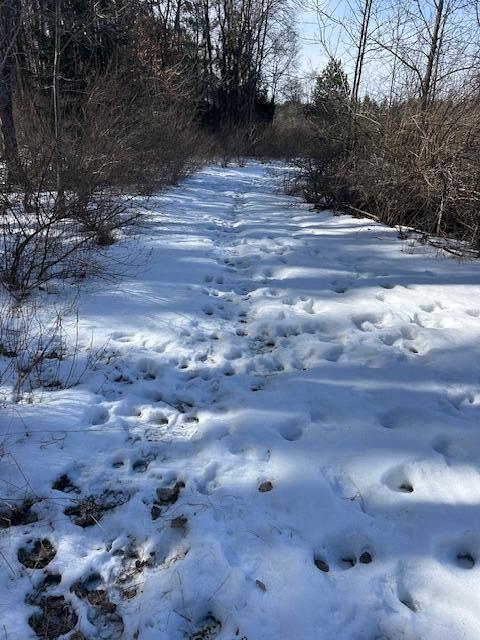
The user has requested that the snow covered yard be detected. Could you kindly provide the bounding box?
[2,162,480,639]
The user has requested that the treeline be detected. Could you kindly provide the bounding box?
[266,0,480,250]
[0,0,295,195]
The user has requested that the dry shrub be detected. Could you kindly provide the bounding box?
[349,100,480,244]
[1,67,209,401]
[2,67,205,298]
[214,125,257,166]
[299,94,480,250]
[258,103,317,160]
[68,71,205,195]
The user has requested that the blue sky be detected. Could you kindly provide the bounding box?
[297,9,326,75]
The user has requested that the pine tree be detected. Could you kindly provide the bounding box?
[310,58,350,124]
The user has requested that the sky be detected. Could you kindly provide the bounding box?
[294,3,393,99]
[297,9,326,77]
[295,6,352,94]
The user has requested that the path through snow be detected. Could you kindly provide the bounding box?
[2,163,480,639]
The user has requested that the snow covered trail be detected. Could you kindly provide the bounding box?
[2,163,480,640]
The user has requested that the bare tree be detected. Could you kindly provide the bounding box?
[0,0,25,186]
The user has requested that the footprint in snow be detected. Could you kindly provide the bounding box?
[187,614,222,640]
[322,344,344,363]
[113,402,142,417]
[27,582,78,639]
[89,406,110,426]
[52,473,80,494]
[419,302,437,313]
[18,539,56,569]
[431,435,472,464]
[379,331,401,347]
[223,364,235,376]
[314,533,374,573]
[64,489,130,527]
[456,551,476,569]
[378,407,427,430]
[195,463,219,495]
[330,279,351,294]
[322,465,364,505]
[353,312,385,332]
[447,390,479,411]
[437,535,479,571]
[276,421,304,442]
[224,347,243,361]
[250,379,265,392]
[132,453,156,473]
[383,466,415,493]
[71,573,124,638]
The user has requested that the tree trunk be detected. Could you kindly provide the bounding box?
[348,0,373,153]
[421,0,444,110]
[0,0,25,186]
[53,0,65,214]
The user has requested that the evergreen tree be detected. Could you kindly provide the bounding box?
[310,58,350,124]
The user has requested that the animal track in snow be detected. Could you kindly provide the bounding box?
[187,614,222,640]
[18,539,56,569]
[353,313,386,332]
[276,421,304,441]
[223,364,236,376]
[419,301,443,313]
[383,466,415,493]
[330,279,352,294]
[64,489,130,527]
[322,466,362,502]
[437,536,479,571]
[89,406,110,426]
[447,389,480,411]
[195,463,220,495]
[378,407,430,430]
[322,344,344,362]
[132,453,156,473]
[315,532,375,572]
[71,572,124,638]
[431,435,473,464]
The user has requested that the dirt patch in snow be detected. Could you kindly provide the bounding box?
[18,539,56,569]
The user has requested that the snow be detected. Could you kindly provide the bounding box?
[1,162,480,639]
